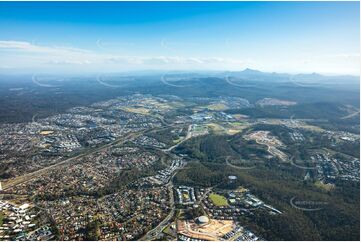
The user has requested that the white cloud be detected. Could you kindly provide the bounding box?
[105,55,245,67]
[48,59,92,65]
[96,39,135,51]
[0,40,244,69]
[0,40,90,54]
[0,40,35,49]
[0,40,358,75]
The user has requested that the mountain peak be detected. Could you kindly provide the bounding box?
[241,68,262,74]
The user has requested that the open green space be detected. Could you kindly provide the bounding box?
[0,212,4,226]
[209,193,229,206]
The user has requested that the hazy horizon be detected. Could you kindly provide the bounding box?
[0,68,360,78]
[0,1,359,75]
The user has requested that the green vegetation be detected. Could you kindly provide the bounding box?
[234,102,357,120]
[209,193,229,206]
[176,131,271,165]
[84,218,101,240]
[174,162,228,187]
[175,134,238,162]
[314,181,334,191]
[176,160,359,240]
[0,73,359,240]
[147,126,187,145]
[193,125,208,132]
[0,212,3,226]
[162,224,173,235]
[173,126,359,240]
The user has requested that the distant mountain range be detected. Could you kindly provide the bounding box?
[221,68,359,84]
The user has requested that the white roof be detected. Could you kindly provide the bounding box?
[197,215,209,224]
[19,204,30,210]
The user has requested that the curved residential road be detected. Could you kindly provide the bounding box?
[140,154,185,241]
[140,181,175,241]
[225,156,256,170]
[164,124,192,152]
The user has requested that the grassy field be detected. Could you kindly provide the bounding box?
[207,103,228,111]
[0,212,3,226]
[232,114,249,120]
[225,121,250,135]
[173,138,183,144]
[209,193,229,207]
[193,125,208,132]
[314,181,335,191]
[162,222,175,237]
[227,129,242,135]
[123,107,150,115]
[207,123,224,133]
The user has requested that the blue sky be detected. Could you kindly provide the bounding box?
[0,1,359,75]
